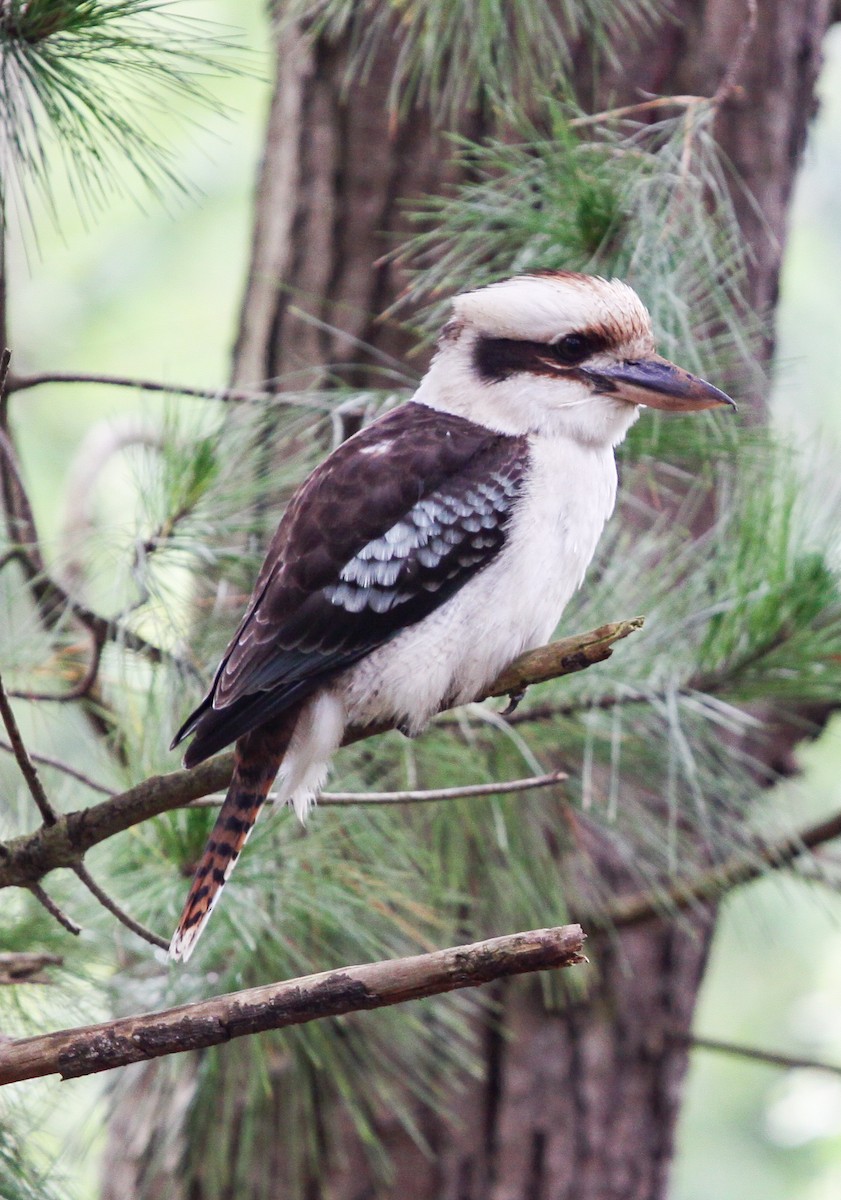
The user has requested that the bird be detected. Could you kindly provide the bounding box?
[168,270,734,961]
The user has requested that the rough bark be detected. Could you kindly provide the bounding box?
[107,3,833,1198]
[231,15,487,391]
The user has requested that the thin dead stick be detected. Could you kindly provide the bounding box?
[0,738,113,795]
[569,95,707,128]
[71,864,168,951]
[188,770,569,808]
[28,885,81,936]
[0,349,10,413]
[0,923,585,1086]
[675,1031,841,1079]
[5,370,330,411]
[0,619,642,890]
[0,672,58,825]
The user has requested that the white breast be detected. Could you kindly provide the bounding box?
[337,434,618,731]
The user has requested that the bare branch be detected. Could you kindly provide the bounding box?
[0,952,63,985]
[0,688,163,944]
[675,1031,841,1078]
[8,636,104,703]
[71,864,168,950]
[0,923,586,1086]
[599,809,841,929]
[0,349,10,403]
[188,770,569,808]
[28,885,81,936]
[569,96,708,128]
[0,426,44,573]
[0,738,113,796]
[0,620,642,890]
[5,369,330,410]
[0,672,58,824]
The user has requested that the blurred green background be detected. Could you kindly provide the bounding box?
[5,5,841,1196]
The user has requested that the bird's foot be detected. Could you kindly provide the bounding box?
[500,688,527,717]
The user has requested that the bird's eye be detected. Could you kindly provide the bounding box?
[553,333,592,366]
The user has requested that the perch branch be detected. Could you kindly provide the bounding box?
[0,923,586,1086]
[0,619,642,890]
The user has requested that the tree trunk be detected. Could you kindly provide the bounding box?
[107,3,832,1197]
[231,14,489,391]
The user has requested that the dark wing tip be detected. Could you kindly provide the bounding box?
[170,696,211,756]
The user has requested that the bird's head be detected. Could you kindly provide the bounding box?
[419,272,735,444]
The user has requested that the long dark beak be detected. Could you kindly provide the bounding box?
[582,355,736,412]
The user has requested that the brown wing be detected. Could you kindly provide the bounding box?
[173,402,529,766]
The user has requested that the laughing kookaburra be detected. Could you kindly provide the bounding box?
[169,270,734,961]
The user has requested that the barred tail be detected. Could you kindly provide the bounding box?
[168,717,295,963]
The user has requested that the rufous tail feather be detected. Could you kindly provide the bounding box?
[169,716,296,962]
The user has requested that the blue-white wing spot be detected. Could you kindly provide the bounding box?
[323,470,518,616]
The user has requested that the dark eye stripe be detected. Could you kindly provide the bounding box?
[473,331,613,382]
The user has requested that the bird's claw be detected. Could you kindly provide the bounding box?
[501,688,526,717]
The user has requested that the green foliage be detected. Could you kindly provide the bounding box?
[284,0,661,118]
[0,0,244,225]
[0,1120,67,1200]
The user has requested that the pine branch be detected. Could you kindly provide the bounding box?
[187,770,569,808]
[0,923,586,1086]
[5,370,327,410]
[0,0,246,221]
[0,620,641,890]
[595,808,841,928]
